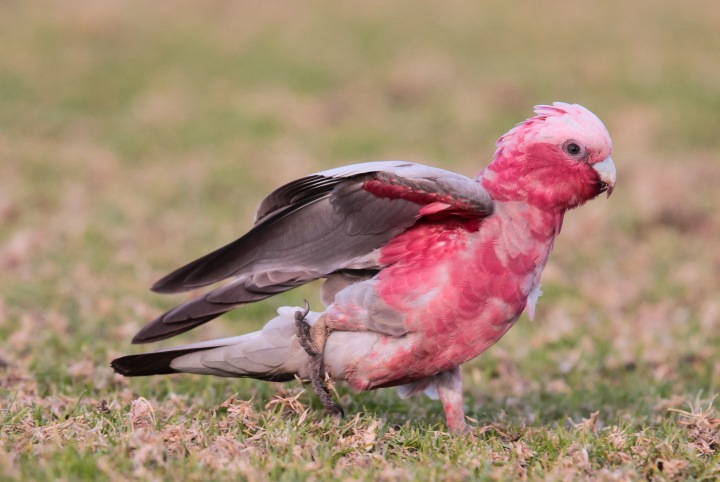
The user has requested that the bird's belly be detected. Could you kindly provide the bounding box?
[351,262,536,387]
[335,294,527,391]
[332,218,555,390]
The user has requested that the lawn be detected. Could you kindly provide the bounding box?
[1,1,720,480]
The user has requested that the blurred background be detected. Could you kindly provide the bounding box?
[1,0,719,475]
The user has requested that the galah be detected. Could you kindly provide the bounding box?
[112,102,616,433]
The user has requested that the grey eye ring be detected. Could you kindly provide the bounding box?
[562,140,584,157]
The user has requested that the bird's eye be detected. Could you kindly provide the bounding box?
[563,141,583,157]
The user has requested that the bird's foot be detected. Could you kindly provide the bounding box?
[295,301,317,357]
[295,301,344,417]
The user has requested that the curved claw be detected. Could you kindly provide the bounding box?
[301,299,310,318]
[326,401,344,418]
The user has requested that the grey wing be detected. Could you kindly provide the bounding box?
[133,161,493,343]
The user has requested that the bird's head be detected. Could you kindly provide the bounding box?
[481,102,616,211]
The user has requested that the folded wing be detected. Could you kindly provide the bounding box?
[133,161,493,343]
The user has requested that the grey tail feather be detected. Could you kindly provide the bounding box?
[116,305,315,382]
[111,347,217,376]
[111,348,297,382]
[110,347,296,382]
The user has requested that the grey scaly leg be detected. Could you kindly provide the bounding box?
[295,301,344,417]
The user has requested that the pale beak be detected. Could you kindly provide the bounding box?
[593,156,616,198]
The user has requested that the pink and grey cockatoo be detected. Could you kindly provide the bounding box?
[112,102,616,433]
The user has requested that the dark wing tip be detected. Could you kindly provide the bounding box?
[150,278,185,294]
[150,174,344,294]
[150,279,175,294]
[131,312,226,344]
[150,264,201,294]
[149,243,242,294]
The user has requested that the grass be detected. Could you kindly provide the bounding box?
[1,0,720,480]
